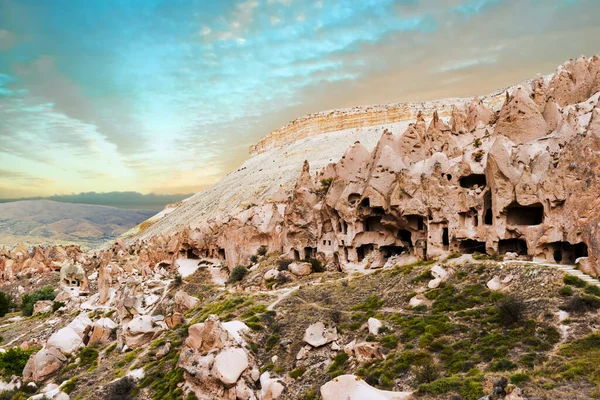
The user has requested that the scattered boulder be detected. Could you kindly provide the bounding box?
[289,262,312,276]
[124,315,166,349]
[260,372,285,400]
[46,327,83,355]
[33,300,54,315]
[87,318,117,346]
[303,322,338,347]
[173,290,199,314]
[321,375,413,400]
[22,347,67,382]
[212,348,249,385]
[367,317,383,335]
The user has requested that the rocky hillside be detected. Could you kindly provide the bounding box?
[0,55,599,400]
[0,200,156,248]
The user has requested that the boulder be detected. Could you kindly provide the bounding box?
[367,317,382,335]
[486,276,503,291]
[46,327,83,355]
[173,290,199,314]
[321,375,413,400]
[185,315,230,351]
[289,262,312,276]
[303,322,338,347]
[124,315,166,349]
[165,312,185,328]
[22,347,67,382]
[260,372,285,400]
[351,342,385,363]
[212,348,249,386]
[33,300,54,315]
[87,318,117,346]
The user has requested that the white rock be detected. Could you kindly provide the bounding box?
[303,322,338,347]
[264,269,279,281]
[222,321,250,346]
[289,262,312,276]
[127,368,145,380]
[331,341,341,351]
[321,374,413,400]
[212,348,249,385]
[408,295,426,308]
[260,372,285,400]
[67,314,93,339]
[427,278,442,289]
[557,310,569,322]
[367,318,383,335]
[486,276,503,291]
[47,327,83,354]
[296,345,311,360]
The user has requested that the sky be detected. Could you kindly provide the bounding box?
[0,0,599,199]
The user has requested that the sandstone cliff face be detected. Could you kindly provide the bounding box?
[115,56,600,276]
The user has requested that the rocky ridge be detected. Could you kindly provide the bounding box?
[0,56,600,400]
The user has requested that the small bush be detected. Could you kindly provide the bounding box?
[559,286,574,297]
[21,286,56,316]
[257,246,268,256]
[0,292,12,317]
[328,352,349,377]
[0,347,35,378]
[79,346,99,368]
[228,266,248,283]
[53,301,66,312]
[490,358,517,371]
[250,255,258,263]
[320,177,333,188]
[414,360,440,384]
[563,275,587,288]
[308,258,325,273]
[173,273,183,286]
[62,377,78,394]
[497,296,526,326]
[561,295,600,313]
[289,367,306,379]
[108,377,136,400]
[277,259,292,271]
[585,285,600,297]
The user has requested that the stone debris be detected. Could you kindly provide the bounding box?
[303,322,338,348]
[320,374,413,400]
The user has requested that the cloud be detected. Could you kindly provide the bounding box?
[0,29,16,51]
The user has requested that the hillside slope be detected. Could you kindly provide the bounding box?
[0,200,156,248]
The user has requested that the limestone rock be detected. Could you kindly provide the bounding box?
[33,300,54,315]
[212,348,249,386]
[367,317,382,335]
[288,262,312,276]
[124,315,166,349]
[46,327,83,355]
[321,375,413,400]
[303,322,338,347]
[22,347,67,382]
[174,290,199,314]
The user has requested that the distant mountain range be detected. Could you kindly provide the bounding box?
[0,200,157,248]
[0,191,192,211]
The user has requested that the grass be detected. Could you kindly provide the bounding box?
[563,275,588,288]
[328,352,349,378]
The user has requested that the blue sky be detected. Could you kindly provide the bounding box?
[0,0,599,198]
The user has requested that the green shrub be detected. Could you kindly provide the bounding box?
[561,294,600,313]
[20,286,56,316]
[328,352,349,377]
[563,275,587,288]
[289,367,306,379]
[585,285,600,296]
[257,246,268,256]
[490,358,517,371]
[0,347,35,378]
[228,266,248,283]
[277,259,292,271]
[308,258,325,273]
[52,301,66,312]
[559,286,574,297]
[320,178,333,188]
[108,376,136,400]
[62,377,78,394]
[510,372,530,386]
[496,296,526,326]
[79,346,99,368]
[0,291,12,317]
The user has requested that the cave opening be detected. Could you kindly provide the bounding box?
[442,227,449,250]
[506,202,544,226]
[397,229,412,245]
[380,246,406,257]
[364,216,383,232]
[186,248,200,260]
[548,241,589,264]
[304,247,316,260]
[459,239,486,254]
[360,197,371,208]
[484,191,493,225]
[348,193,360,206]
[357,244,374,262]
[460,174,487,189]
[498,238,528,255]
[218,248,226,260]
